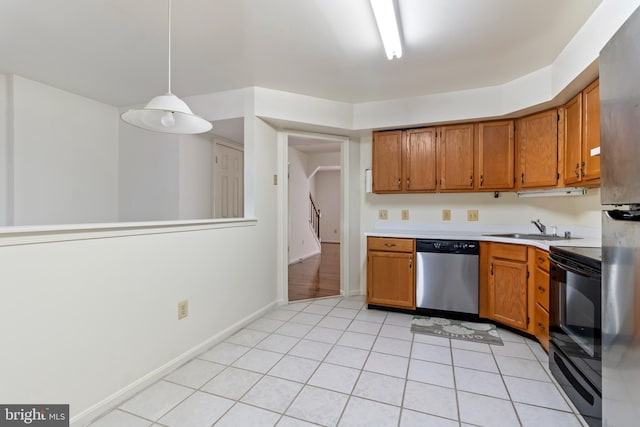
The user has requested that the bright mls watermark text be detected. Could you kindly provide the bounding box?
[0,405,68,426]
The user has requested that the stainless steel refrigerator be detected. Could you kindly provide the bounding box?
[600,5,640,427]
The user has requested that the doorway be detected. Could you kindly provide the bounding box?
[276,131,350,304]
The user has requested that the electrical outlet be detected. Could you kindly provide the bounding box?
[467,209,479,221]
[178,300,188,320]
[273,174,278,185]
[378,209,388,220]
[442,209,451,221]
[401,209,409,220]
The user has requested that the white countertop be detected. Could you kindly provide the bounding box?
[364,222,601,251]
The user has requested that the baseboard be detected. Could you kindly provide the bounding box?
[71,300,278,427]
[288,249,321,265]
[348,289,363,297]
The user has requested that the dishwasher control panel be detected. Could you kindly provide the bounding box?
[416,239,479,254]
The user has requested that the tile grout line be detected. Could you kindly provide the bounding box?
[449,336,463,426]
[104,299,584,427]
[489,341,525,427]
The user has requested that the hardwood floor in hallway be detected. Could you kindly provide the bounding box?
[288,242,340,301]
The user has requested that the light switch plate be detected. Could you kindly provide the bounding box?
[442,209,451,221]
[401,209,409,220]
[378,209,388,220]
[467,209,479,221]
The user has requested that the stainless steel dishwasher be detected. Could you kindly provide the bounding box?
[415,239,479,315]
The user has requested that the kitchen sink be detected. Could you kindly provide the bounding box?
[484,233,580,241]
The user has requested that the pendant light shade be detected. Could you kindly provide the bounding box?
[121,0,212,134]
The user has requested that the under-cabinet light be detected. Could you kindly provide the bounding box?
[516,187,587,198]
[370,0,403,60]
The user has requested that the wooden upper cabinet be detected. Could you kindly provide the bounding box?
[372,130,402,193]
[517,109,559,189]
[476,120,515,190]
[438,124,475,191]
[563,93,583,186]
[404,128,437,192]
[582,79,601,182]
[562,79,601,186]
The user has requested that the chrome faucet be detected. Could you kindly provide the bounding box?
[531,219,546,235]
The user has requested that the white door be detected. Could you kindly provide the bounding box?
[214,143,244,218]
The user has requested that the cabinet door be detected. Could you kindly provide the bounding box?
[367,251,415,309]
[582,79,601,182]
[489,258,528,330]
[534,303,550,352]
[439,124,475,191]
[404,128,437,192]
[563,93,583,186]
[477,120,515,190]
[372,130,402,193]
[517,109,558,188]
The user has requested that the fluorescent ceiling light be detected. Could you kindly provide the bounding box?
[516,187,587,198]
[370,0,403,60]
[121,0,212,134]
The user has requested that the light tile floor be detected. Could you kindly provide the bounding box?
[89,296,587,427]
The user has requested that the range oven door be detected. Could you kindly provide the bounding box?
[549,252,602,426]
[549,342,602,427]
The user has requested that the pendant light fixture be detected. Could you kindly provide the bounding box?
[121,0,212,134]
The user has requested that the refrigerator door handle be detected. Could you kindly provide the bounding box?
[605,209,640,221]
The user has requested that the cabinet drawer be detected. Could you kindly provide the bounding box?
[534,303,550,352]
[535,268,550,311]
[368,237,414,253]
[535,249,549,272]
[489,242,527,262]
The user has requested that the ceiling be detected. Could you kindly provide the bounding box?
[288,136,342,154]
[0,0,602,109]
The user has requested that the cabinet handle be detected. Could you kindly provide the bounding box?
[538,286,546,293]
[581,161,586,177]
[575,163,580,178]
[409,256,413,269]
[406,178,410,189]
[490,263,494,276]
[521,173,525,185]
[538,257,545,263]
[470,175,473,187]
[480,175,484,187]
[537,322,546,332]
[397,178,401,189]
[384,243,397,247]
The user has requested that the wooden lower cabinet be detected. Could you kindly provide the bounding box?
[534,302,550,351]
[481,242,529,331]
[480,242,552,350]
[366,237,416,309]
[533,249,550,351]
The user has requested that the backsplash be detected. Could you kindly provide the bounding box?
[362,188,601,232]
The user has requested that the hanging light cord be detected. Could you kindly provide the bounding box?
[167,0,172,95]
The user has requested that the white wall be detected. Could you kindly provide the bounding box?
[0,74,8,226]
[179,134,214,220]
[316,169,341,243]
[118,123,180,221]
[11,76,118,225]
[308,151,341,174]
[0,115,279,425]
[288,147,321,263]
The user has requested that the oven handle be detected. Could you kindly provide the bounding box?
[553,351,596,405]
[549,255,600,278]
